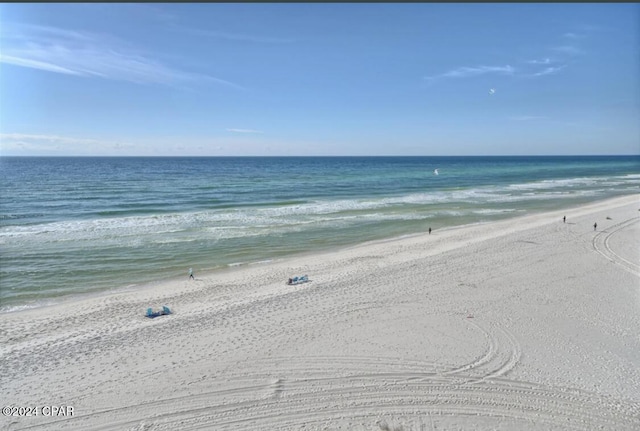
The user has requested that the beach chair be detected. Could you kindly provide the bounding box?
[146,307,161,318]
[146,306,172,318]
[289,275,309,285]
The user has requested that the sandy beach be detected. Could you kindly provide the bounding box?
[1,194,639,431]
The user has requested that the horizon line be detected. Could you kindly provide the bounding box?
[1,154,638,158]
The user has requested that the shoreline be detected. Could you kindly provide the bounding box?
[1,193,639,430]
[3,193,637,316]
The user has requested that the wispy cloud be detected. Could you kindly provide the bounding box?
[226,128,264,134]
[424,65,515,81]
[531,65,566,77]
[0,55,84,76]
[517,30,588,78]
[0,23,244,89]
[424,60,572,86]
[526,58,552,65]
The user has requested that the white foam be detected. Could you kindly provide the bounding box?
[1,174,636,247]
[507,174,640,191]
[472,208,520,215]
[507,177,598,190]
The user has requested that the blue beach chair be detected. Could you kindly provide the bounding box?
[146,306,172,318]
[287,275,310,285]
[146,307,161,318]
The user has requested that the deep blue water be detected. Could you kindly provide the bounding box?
[1,156,639,311]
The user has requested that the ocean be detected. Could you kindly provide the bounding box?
[1,156,639,312]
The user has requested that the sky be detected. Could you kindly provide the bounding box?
[0,3,639,156]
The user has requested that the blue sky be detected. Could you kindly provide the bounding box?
[1,3,638,156]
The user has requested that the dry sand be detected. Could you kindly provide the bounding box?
[1,195,639,431]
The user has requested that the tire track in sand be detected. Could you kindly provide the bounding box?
[442,320,521,384]
[592,217,640,277]
[13,320,637,431]
[13,368,638,431]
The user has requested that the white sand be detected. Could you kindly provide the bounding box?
[1,195,639,431]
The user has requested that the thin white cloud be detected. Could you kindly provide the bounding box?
[0,23,244,89]
[425,65,515,81]
[226,128,264,134]
[0,55,83,76]
[526,58,552,65]
[531,65,566,77]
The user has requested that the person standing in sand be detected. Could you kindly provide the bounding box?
[563,216,566,223]
[428,227,432,235]
[593,222,597,231]
[189,267,194,280]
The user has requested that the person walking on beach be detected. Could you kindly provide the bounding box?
[593,222,597,231]
[189,267,194,280]
[563,216,566,223]
[428,227,432,235]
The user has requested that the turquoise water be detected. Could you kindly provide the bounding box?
[1,156,639,311]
